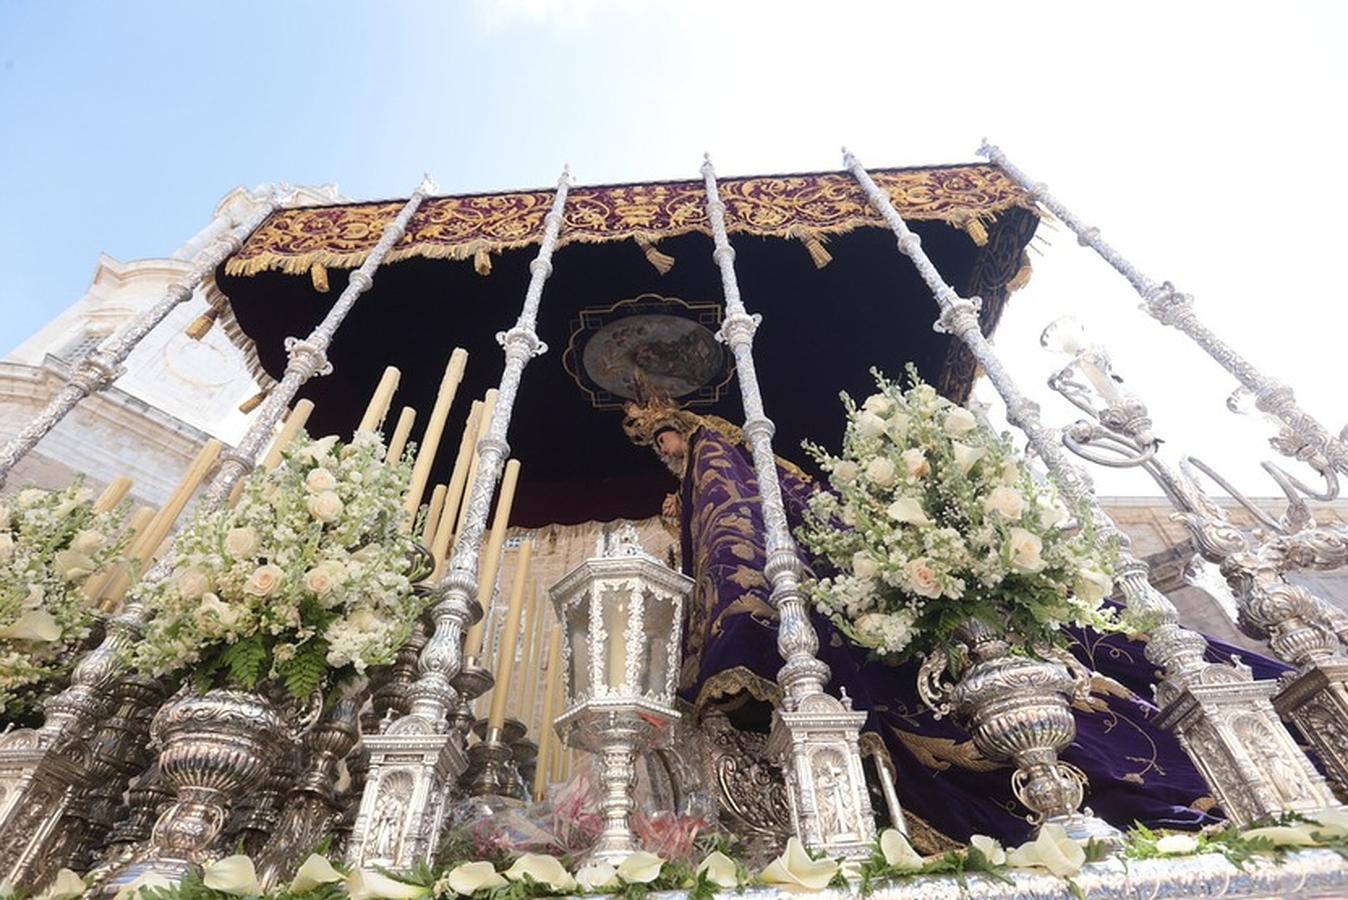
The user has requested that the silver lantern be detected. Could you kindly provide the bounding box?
[550,524,690,863]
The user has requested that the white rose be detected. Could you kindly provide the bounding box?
[289,853,345,894]
[904,557,943,599]
[851,552,880,581]
[1043,499,1072,529]
[304,565,338,596]
[862,393,895,416]
[983,485,1025,520]
[832,460,860,487]
[943,406,979,435]
[196,593,243,628]
[1073,568,1113,606]
[886,497,931,526]
[854,613,889,646]
[225,526,260,558]
[71,529,105,555]
[951,441,987,475]
[970,834,1006,866]
[53,549,95,582]
[244,563,285,597]
[1005,823,1086,877]
[1154,833,1200,855]
[574,862,618,892]
[444,861,506,895]
[999,461,1021,486]
[503,854,576,892]
[202,854,261,896]
[879,828,925,871]
[909,384,939,407]
[177,567,212,601]
[1006,528,1045,573]
[697,851,740,888]
[865,457,898,488]
[305,467,338,493]
[761,837,839,891]
[0,533,15,563]
[899,448,930,479]
[855,411,887,439]
[616,850,665,884]
[308,490,344,523]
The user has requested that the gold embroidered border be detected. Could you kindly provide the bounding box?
[224,164,1034,278]
[691,665,783,718]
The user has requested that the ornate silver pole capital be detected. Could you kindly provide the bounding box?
[701,154,875,858]
[977,140,1348,476]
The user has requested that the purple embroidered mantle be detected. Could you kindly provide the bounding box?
[673,424,1291,844]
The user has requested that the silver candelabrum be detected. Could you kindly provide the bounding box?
[1040,316,1346,808]
[550,525,690,864]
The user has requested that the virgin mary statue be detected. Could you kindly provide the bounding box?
[621,393,1291,846]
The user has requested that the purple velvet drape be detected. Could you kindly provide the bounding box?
[675,424,1291,844]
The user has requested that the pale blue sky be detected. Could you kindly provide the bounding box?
[2,1,1346,495]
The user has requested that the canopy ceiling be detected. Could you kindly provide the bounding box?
[214,163,1038,527]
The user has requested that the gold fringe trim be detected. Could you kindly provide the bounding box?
[634,235,675,274]
[223,203,1033,279]
[788,227,832,268]
[474,248,492,276]
[690,665,782,718]
[185,306,219,341]
[238,389,268,413]
[310,262,330,293]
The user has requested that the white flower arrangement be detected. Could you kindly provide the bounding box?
[797,369,1119,662]
[0,480,128,719]
[128,431,420,702]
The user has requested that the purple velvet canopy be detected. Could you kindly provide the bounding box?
[673,423,1291,845]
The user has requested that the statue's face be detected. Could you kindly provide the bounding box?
[655,429,687,475]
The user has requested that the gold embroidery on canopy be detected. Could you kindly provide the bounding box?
[728,566,768,590]
[225,165,1034,278]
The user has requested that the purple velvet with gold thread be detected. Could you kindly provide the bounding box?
[674,423,1292,844]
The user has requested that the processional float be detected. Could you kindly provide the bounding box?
[0,146,1344,898]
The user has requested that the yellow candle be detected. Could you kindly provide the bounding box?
[430,400,482,572]
[463,457,520,658]
[420,483,447,547]
[488,542,532,732]
[85,504,155,602]
[513,577,540,721]
[452,389,498,543]
[93,476,133,514]
[533,623,563,802]
[386,406,417,465]
[357,365,401,433]
[262,399,315,470]
[402,349,468,527]
[103,440,222,608]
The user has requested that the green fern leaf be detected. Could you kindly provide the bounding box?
[220,635,267,689]
[280,638,329,700]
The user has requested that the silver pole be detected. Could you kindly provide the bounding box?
[978,141,1348,475]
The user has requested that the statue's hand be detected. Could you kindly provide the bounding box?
[661,492,681,520]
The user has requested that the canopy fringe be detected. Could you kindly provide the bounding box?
[788,226,833,268]
[634,235,675,274]
[1007,252,1034,293]
[185,305,219,341]
[309,262,330,293]
[238,388,269,414]
[473,248,493,276]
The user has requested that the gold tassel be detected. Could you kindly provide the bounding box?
[1007,254,1034,292]
[310,262,330,293]
[238,389,269,414]
[792,228,832,268]
[185,306,219,341]
[474,248,492,276]
[634,235,675,275]
[963,217,989,247]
